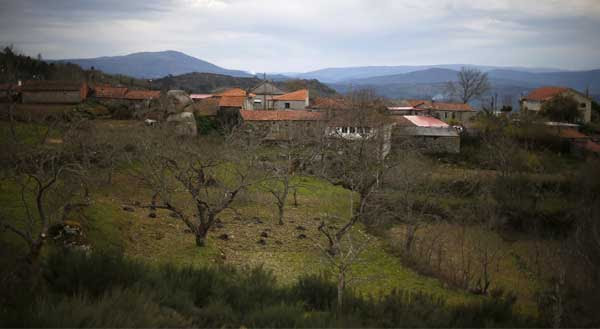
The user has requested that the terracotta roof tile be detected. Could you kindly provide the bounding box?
[215,88,248,97]
[219,96,246,108]
[524,87,570,102]
[273,89,308,101]
[240,110,324,121]
[94,85,128,98]
[124,90,160,100]
[21,80,84,91]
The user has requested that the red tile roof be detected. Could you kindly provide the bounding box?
[124,90,160,100]
[94,85,128,98]
[219,96,246,108]
[273,89,308,101]
[524,86,569,102]
[215,88,247,97]
[403,115,449,127]
[21,80,84,91]
[240,110,324,121]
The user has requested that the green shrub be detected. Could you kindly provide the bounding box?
[292,273,337,311]
[6,288,189,328]
[43,251,145,297]
[195,116,220,135]
[1,250,538,328]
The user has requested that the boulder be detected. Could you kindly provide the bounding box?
[166,112,197,136]
[166,90,194,114]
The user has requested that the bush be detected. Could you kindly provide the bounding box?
[1,250,538,328]
[291,273,337,311]
[5,288,190,328]
[195,116,220,135]
[43,251,145,297]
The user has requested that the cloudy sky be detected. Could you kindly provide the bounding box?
[1,0,599,72]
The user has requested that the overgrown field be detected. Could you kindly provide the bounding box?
[1,119,598,327]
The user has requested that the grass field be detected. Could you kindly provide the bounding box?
[1,119,569,319]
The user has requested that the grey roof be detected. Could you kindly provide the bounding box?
[252,82,285,95]
[396,126,459,137]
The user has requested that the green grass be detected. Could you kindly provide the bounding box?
[0,121,62,146]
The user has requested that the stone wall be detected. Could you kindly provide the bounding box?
[22,91,82,104]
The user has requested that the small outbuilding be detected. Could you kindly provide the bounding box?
[21,80,89,104]
[392,115,460,153]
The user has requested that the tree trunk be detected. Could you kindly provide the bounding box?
[293,189,298,207]
[277,203,285,225]
[337,271,345,315]
[194,222,210,247]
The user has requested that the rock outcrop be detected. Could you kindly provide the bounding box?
[167,112,198,136]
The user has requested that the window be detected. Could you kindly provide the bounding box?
[365,127,371,134]
[452,113,455,119]
[580,103,587,108]
[285,102,290,109]
[350,127,356,133]
[444,112,448,119]
[342,127,348,133]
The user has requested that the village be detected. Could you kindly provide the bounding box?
[1,50,600,329]
[1,77,598,157]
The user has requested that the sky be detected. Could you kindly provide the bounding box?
[1,0,600,73]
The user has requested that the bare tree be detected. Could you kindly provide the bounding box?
[130,128,261,247]
[446,67,491,103]
[261,129,322,225]
[315,90,392,256]
[314,227,371,314]
[0,123,91,270]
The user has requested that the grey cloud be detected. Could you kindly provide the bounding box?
[0,0,599,72]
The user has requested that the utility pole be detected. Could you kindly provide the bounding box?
[263,72,267,110]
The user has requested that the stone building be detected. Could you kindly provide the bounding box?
[398,100,476,123]
[21,80,89,104]
[250,82,285,110]
[239,109,325,141]
[271,89,309,110]
[392,115,460,154]
[520,86,592,123]
[214,88,254,110]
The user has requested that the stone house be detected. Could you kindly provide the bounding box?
[520,86,592,123]
[392,115,460,154]
[21,80,89,104]
[271,89,309,110]
[250,82,285,110]
[399,100,476,123]
[239,109,325,141]
[215,88,254,110]
[326,109,395,158]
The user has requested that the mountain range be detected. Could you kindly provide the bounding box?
[55,50,253,79]
[53,50,600,103]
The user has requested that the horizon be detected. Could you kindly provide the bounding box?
[1,1,600,73]
[32,49,600,75]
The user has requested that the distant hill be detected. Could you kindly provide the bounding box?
[153,72,337,98]
[330,68,600,108]
[55,50,253,79]
[295,65,565,83]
